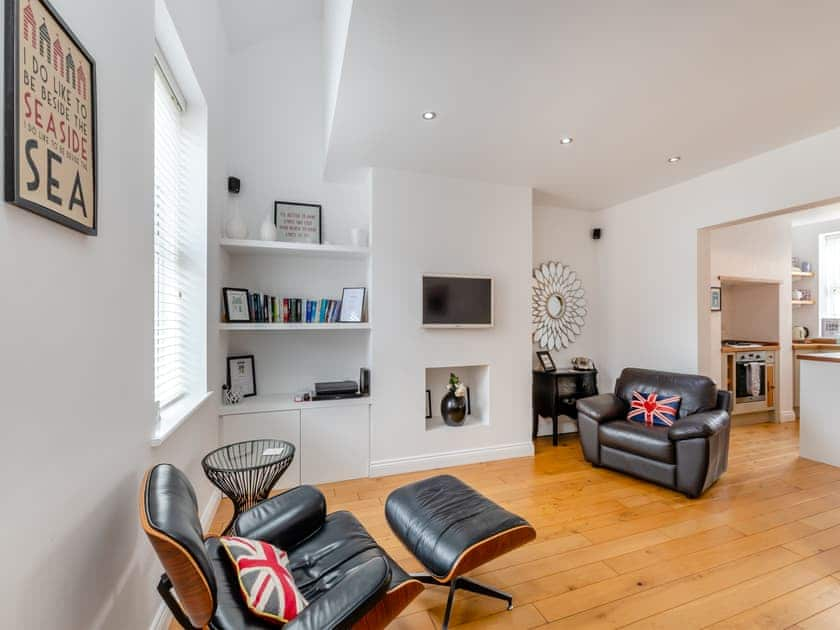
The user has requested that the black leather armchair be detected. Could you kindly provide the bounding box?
[141,464,422,630]
[576,368,732,498]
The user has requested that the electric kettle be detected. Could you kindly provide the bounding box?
[793,326,810,341]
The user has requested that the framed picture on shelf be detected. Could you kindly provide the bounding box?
[274,201,321,244]
[536,351,556,373]
[710,286,722,312]
[338,287,366,322]
[223,287,252,322]
[425,390,432,419]
[5,0,98,235]
[227,355,256,398]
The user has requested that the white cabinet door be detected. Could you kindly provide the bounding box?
[301,406,370,484]
[221,411,301,489]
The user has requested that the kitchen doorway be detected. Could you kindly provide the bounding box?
[697,197,840,427]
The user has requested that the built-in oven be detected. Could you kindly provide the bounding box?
[735,351,773,403]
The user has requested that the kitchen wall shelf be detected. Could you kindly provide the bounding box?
[792,271,815,278]
[792,300,815,306]
[221,238,369,259]
[219,322,371,332]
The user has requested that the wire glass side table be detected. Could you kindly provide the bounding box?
[202,439,296,534]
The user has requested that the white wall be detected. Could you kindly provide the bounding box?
[532,206,602,434]
[792,217,840,334]
[0,1,228,628]
[596,126,840,394]
[225,19,368,245]
[369,168,533,473]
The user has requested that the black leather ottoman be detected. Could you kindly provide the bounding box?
[386,474,536,629]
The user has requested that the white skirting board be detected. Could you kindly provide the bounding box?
[780,409,797,423]
[149,489,221,630]
[369,442,535,477]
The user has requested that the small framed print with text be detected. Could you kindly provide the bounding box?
[5,0,98,234]
[710,286,722,312]
[274,201,321,244]
[223,287,252,322]
[227,355,256,398]
[338,287,366,323]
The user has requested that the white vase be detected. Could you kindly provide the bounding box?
[224,197,248,239]
[259,212,277,241]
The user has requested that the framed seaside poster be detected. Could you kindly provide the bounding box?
[4,0,98,235]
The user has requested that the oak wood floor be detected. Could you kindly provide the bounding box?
[182,421,840,628]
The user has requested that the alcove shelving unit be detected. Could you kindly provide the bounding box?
[218,234,373,486]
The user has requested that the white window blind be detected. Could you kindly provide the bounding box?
[154,56,195,410]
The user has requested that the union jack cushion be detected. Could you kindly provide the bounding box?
[627,391,681,427]
[219,536,307,624]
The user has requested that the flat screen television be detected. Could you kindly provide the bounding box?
[422,275,494,328]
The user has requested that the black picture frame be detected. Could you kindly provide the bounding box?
[425,390,432,419]
[537,351,556,373]
[467,386,472,416]
[274,201,322,244]
[338,287,366,323]
[710,286,722,312]
[227,355,256,398]
[4,0,98,235]
[222,287,252,322]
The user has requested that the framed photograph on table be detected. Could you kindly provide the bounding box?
[338,287,366,323]
[223,287,252,322]
[227,355,256,398]
[425,390,432,419]
[274,201,321,244]
[536,351,556,373]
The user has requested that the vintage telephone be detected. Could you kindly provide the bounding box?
[571,356,595,371]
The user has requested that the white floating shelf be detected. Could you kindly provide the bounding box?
[219,393,372,416]
[219,322,371,332]
[220,238,370,259]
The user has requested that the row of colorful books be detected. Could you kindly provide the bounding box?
[249,294,342,323]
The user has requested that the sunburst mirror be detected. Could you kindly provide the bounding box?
[532,262,587,350]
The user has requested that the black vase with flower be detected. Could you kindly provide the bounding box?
[441,372,467,426]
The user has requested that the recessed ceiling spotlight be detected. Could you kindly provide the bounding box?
[667,156,681,163]
[422,111,437,120]
[560,137,574,145]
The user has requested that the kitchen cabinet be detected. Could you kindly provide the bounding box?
[221,410,301,488]
[220,402,371,487]
[793,343,839,409]
[301,406,370,484]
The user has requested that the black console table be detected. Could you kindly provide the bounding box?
[533,369,598,446]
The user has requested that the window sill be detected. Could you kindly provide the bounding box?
[151,391,214,447]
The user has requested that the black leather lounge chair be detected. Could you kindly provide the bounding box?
[140,464,423,629]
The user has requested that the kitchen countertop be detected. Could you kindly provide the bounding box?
[798,352,840,364]
[793,343,839,350]
[721,344,780,354]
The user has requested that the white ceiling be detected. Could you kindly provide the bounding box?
[218,0,321,52]
[326,1,840,209]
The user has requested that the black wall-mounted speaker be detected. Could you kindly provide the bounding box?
[228,176,241,194]
[360,368,370,395]
[592,228,602,240]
